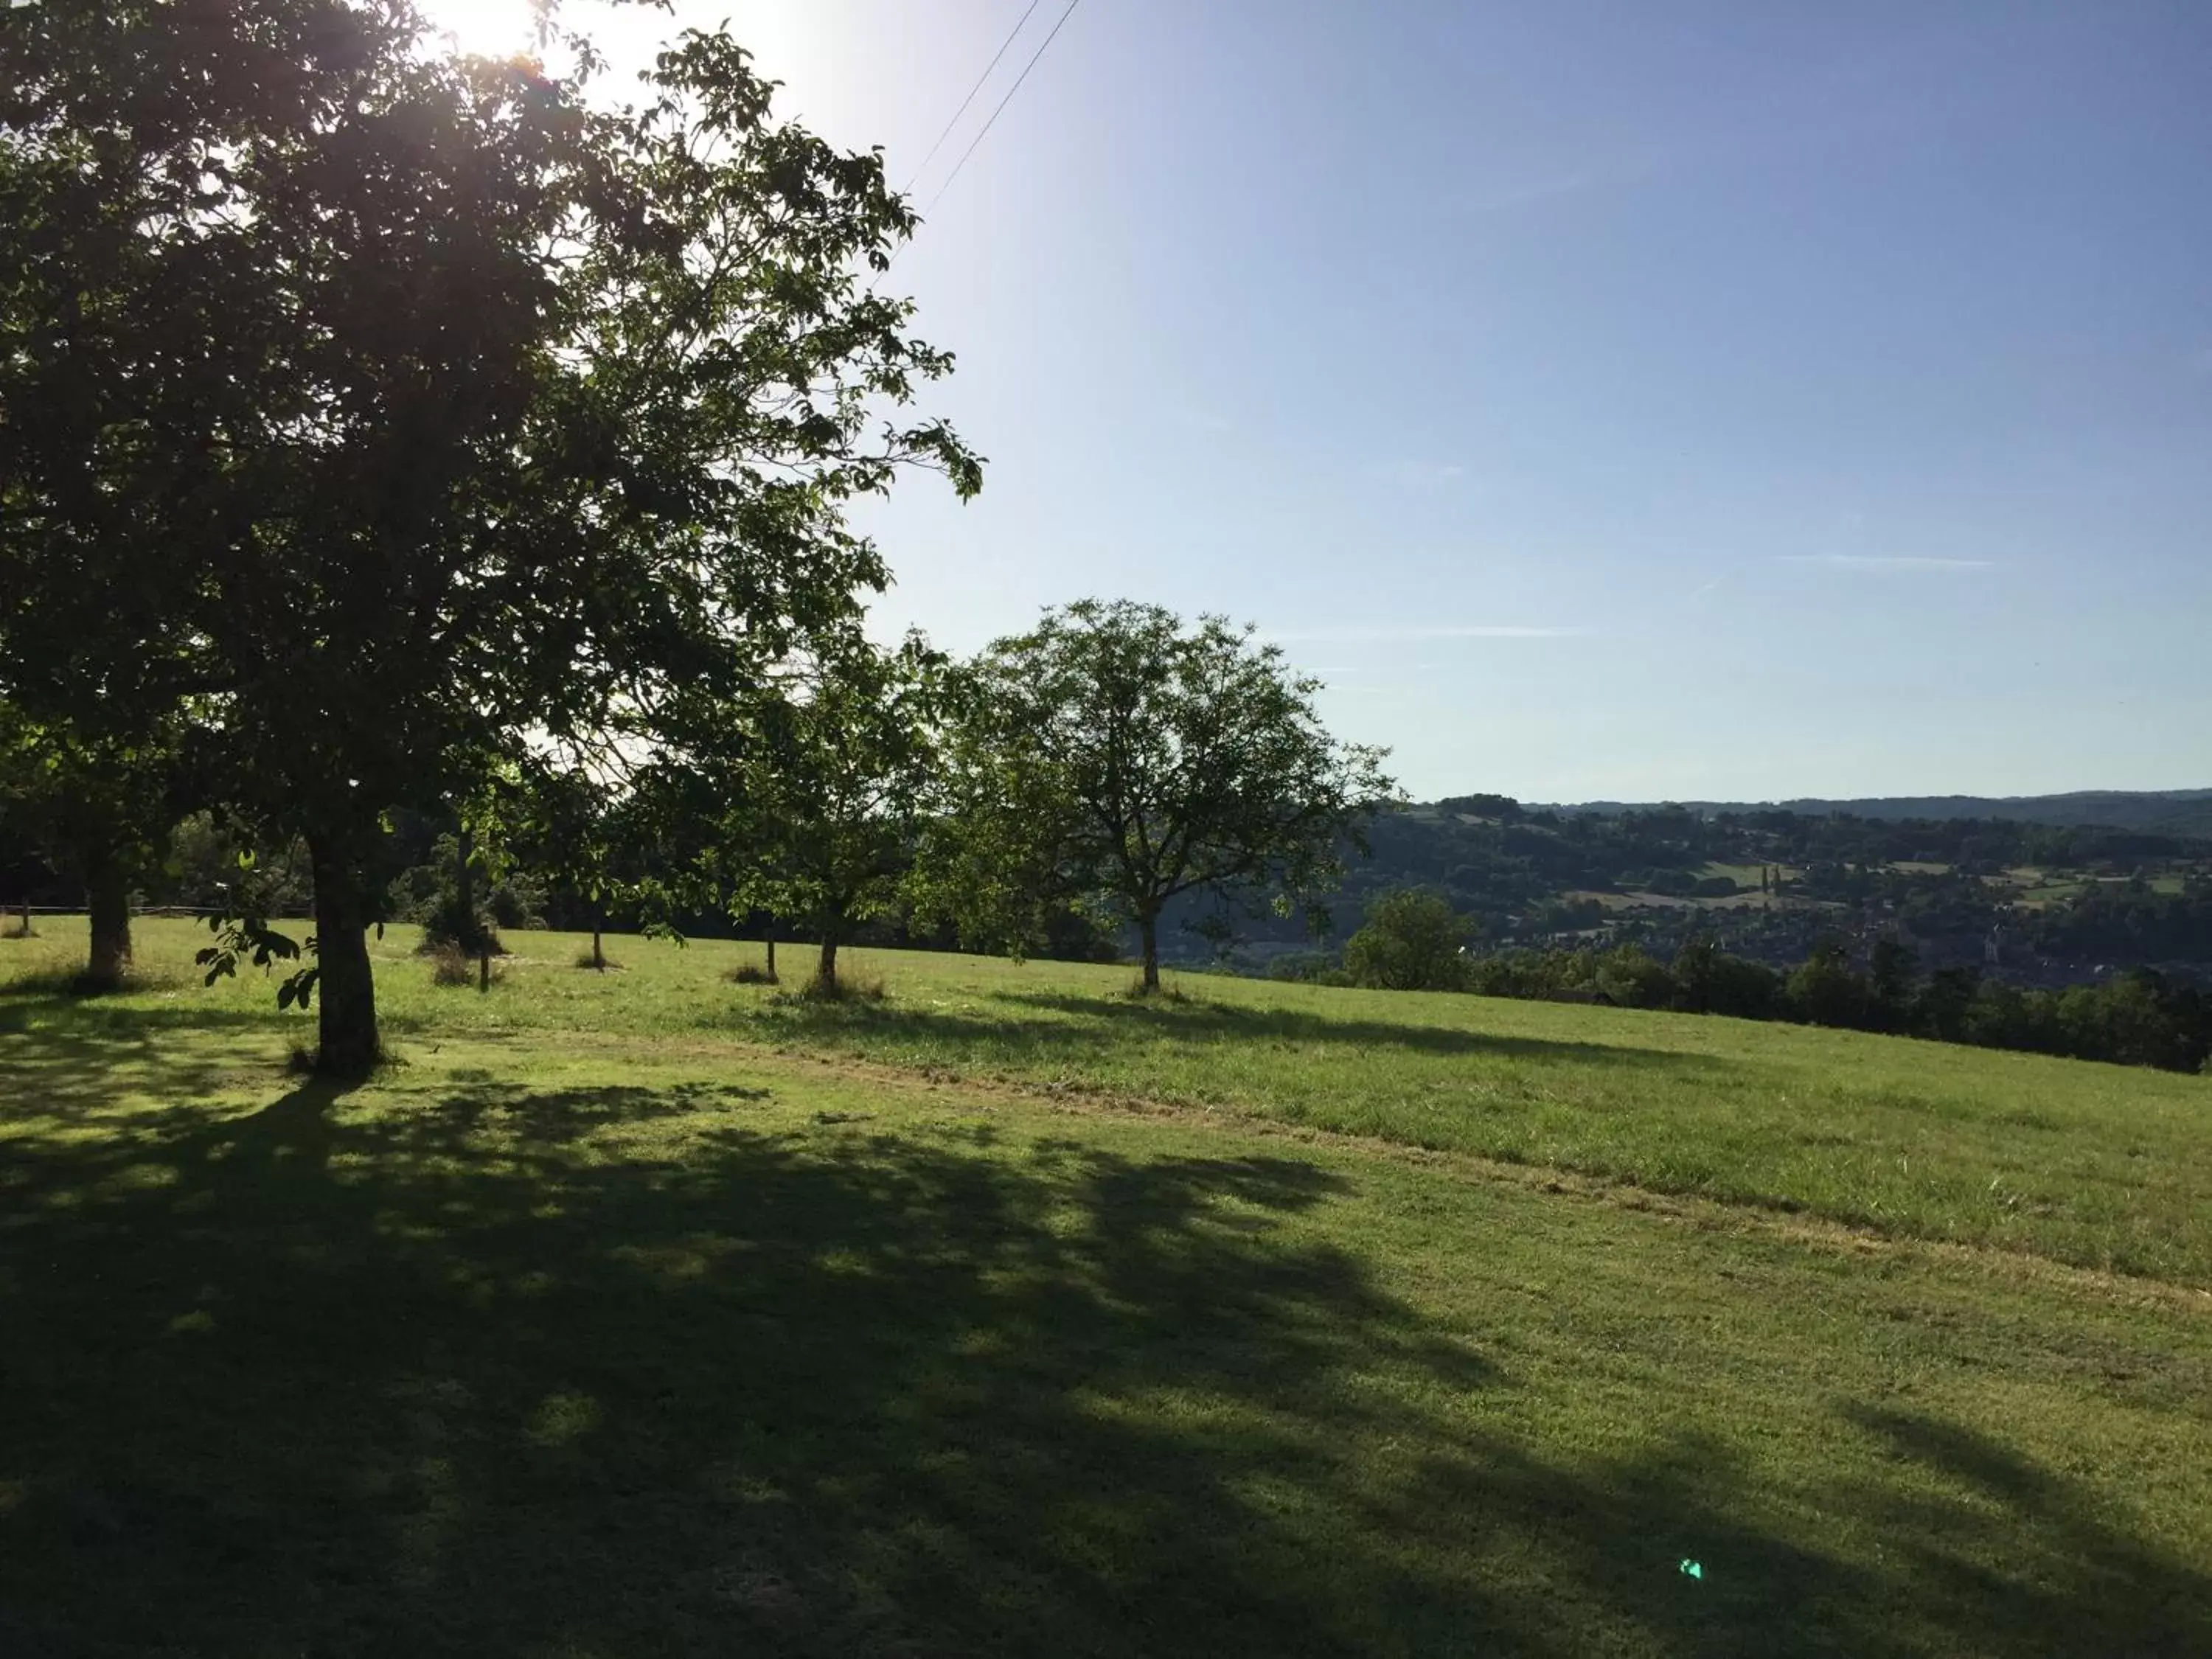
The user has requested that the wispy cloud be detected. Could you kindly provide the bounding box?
[1453,155,1665,217]
[1363,458,1470,488]
[1270,624,1587,644]
[1455,171,1604,214]
[1773,554,1996,571]
[1174,406,1235,434]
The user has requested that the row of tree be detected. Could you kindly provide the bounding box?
[1324,891,2212,1074]
[1,1,1390,1068]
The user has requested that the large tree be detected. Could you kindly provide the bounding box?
[0,1,977,1069]
[932,600,1396,990]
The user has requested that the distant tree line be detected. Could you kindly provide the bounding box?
[2023,879,2212,962]
[1307,890,2212,1074]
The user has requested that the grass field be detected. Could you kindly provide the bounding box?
[4,919,2208,1657]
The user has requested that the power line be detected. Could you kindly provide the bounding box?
[902,0,1044,195]
[922,0,1083,216]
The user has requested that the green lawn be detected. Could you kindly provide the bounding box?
[4,920,2209,1657]
[125,916,2200,1286]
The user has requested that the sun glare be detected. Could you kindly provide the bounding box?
[419,0,542,60]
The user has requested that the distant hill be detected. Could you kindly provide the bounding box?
[1548,789,2212,837]
[1157,787,2212,975]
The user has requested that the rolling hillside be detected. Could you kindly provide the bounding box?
[4,919,2208,1656]
[1554,787,2212,836]
[1169,793,2212,978]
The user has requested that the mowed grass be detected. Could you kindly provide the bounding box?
[2,920,2209,1657]
[63,917,2199,1284]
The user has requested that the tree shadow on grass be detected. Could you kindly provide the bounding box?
[1,1040,2206,1656]
[747,988,1734,1077]
[1835,1405,2211,1657]
[0,1006,283,1124]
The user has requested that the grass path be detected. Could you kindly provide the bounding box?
[2,921,2208,1655]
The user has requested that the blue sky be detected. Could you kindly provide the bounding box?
[437,0,2212,803]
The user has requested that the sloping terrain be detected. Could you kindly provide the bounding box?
[3,921,2207,1657]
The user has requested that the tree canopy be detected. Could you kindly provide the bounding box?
[1343,888,1470,992]
[0,0,978,1067]
[930,600,1396,990]
[701,635,943,995]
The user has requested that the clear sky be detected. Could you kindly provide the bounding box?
[426,0,2211,804]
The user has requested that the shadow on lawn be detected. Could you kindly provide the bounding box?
[751,987,1733,1077]
[1,1036,2205,1656]
[0,995,285,1120]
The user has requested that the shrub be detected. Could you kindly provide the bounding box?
[1593,944,1672,1009]
[1703,952,1783,1020]
[1914,967,1982,1042]
[1466,947,1594,1000]
[389,832,540,955]
[1670,935,1782,1018]
[428,943,502,989]
[487,872,548,931]
[1343,888,1470,991]
[1787,938,1869,1029]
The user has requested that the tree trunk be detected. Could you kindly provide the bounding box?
[766,935,776,981]
[453,824,482,953]
[478,947,490,994]
[84,852,132,990]
[1138,911,1161,992]
[309,832,380,1076]
[591,922,605,972]
[815,931,840,995]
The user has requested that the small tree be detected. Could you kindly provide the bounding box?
[0,705,182,989]
[1916,965,1982,1043]
[1672,931,1722,1013]
[510,761,627,973]
[1788,936,1870,1029]
[711,636,942,996]
[932,600,1395,991]
[1343,889,1470,992]
[1595,943,1673,1009]
[1868,936,1919,1032]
